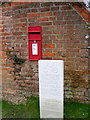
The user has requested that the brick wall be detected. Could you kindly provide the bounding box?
[0,4,3,99]
[1,2,89,104]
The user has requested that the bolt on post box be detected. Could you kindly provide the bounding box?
[28,26,42,60]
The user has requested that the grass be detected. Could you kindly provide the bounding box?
[0,97,90,119]
[2,97,40,119]
[64,101,89,118]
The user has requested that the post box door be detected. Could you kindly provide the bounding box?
[28,40,42,60]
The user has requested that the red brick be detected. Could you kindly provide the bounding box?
[54,2,69,6]
[43,31,52,34]
[71,3,90,24]
[11,2,31,6]
[40,12,52,17]
[51,7,59,11]
[13,13,27,19]
[40,22,52,26]
[39,7,50,12]
[43,53,55,57]
[42,35,50,40]
[30,8,38,12]
[41,2,54,7]
[42,48,52,53]
[53,11,61,16]
[66,49,80,52]
[50,35,57,40]
[13,23,27,28]
[60,6,72,10]
[0,20,2,24]
[44,44,55,48]
[36,17,49,21]
[52,30,60,34]
[53,21,66,25]
[24,80,35,84]
[14,18,27,23]
[43,39,52,43]
[49,17,56,21]
[27,13,40,17]
[3,33,13,36]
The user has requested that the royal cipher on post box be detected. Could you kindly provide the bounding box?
[28,26,42,60]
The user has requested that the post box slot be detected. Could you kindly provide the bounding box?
[29,32,40,34]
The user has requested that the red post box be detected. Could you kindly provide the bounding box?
[28,26,42,60]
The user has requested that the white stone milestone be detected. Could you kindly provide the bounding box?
[38,60,64,118]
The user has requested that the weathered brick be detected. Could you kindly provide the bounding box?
[36,17,49,21]
[40,22,53,26]
[42,48,52,53]
[54,2,69,6]
[30,8,38,13]
[50,35,57,40]
[60,6,72,10]
[39,7,50,12]
[13,23,27,28]
[49,17,56,21]
[42,35,50,40]
[41,2,54,7]
[43,31,52,34]
[51,7,59,11]
[53,21,66,25]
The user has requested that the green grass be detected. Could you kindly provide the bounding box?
[64,101,90,118]
[2,96,40,119]
[0,97,90,119]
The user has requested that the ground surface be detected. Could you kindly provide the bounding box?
[1,97,90,119]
